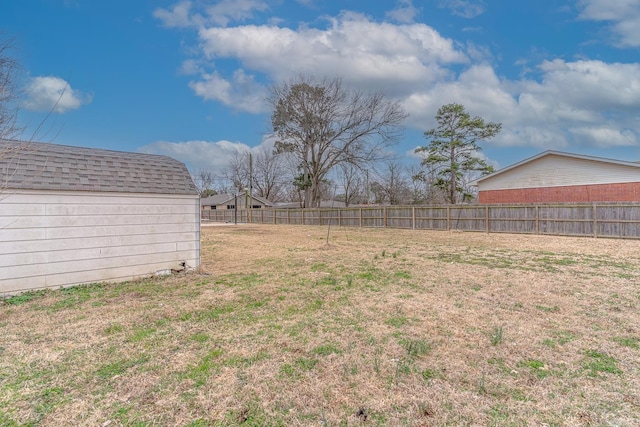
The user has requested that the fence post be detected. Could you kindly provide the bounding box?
[384,206,388,228]
[535,205,539,235]
[485,205,489,233]
[593,203,597,238]
[412,206,416,230]
[447,206,450,231]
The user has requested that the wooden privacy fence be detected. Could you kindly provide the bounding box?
[201,203,640,239]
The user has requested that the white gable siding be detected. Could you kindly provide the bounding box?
[0,190,200,294]
[479,155,640,191]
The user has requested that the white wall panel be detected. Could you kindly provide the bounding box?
[0,190,200,294]
[0,213,197,229]
[479,155,640,191]
[1,232,198,254]
[0,241,199,268]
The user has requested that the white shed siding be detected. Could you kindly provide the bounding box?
[0,190,200,294]
[479,155,640,191]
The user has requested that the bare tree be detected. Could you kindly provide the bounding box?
[192,169,217,197]
[224,148,289,202]
[0,36,26,197]
[225,151,250,191]
[337,163,365,206]
[270,76,407,208]
[252,148,288,202]
[374,160,411,205]
[0,36,22,141]
[411,164,448,205]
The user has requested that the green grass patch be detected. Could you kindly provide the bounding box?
[127,326,157,343]
[518,359,550,379]
[385,315,408,328]
[536,305,560,313]
[313,344,341,356]
[583,350,622,377]
[399,338,431,358]
[104,323,124,335]
[190,332,210,343]
[96,356,150,380]
[612,336,639,349]
[183,349,224,387]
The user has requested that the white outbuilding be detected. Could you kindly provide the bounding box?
[0,140,200,294]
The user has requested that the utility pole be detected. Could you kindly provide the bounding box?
[248,153,253,223]
[366,169,370,205]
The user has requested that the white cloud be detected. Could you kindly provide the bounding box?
[569,126,637,147]
[204,0,269,27]
[196,12,467,95]
[439,0,486,19]
[153,0,195,28]
[402,64,518,129]
[154,0,269,28]
[138,137,279,173]
[189,69,268,114]
[402,59,640,150]
[578,0,640,47]
[23,76,91,113]
[138,139,251,171]
[532,60,640,110]
[386,0,419,24]
[179,59,203,75]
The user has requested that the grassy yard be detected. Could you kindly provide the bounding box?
[1,225,640,426]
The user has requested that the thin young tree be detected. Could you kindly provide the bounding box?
[270,76,407,208]
[415,103,500,204]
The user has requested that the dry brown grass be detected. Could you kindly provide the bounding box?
[2,225,640,426]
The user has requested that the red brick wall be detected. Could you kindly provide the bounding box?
[479,182,640,204]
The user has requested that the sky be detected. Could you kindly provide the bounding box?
[2,0,640,176]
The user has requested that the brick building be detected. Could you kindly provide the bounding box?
[474,151,640,204]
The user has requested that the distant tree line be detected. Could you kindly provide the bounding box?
[196,76,501,206]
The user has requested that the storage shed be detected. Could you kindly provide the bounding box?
[474,151,640,204]
[0,140,200,294]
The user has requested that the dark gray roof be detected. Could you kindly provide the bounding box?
[0,140,198,195]
[201,193,236,206]
[201,192,273,207]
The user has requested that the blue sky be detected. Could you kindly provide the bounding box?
[3,0,640,175]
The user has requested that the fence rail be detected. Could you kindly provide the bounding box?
[201,203,640,239]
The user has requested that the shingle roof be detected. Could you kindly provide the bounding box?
[200,192,274,207]
[0,140,198,195]
[201,194,236,205]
